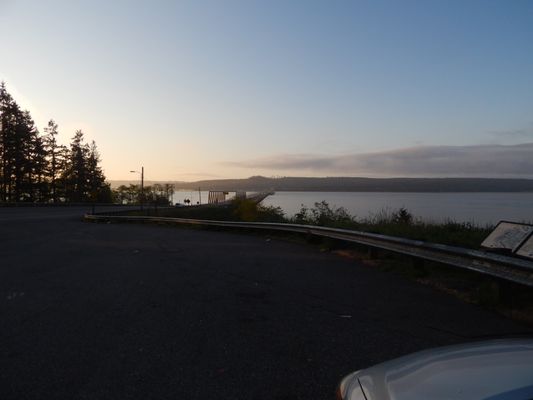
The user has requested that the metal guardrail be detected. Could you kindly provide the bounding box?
[84,213,533,287]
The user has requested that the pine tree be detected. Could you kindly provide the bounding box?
[63,130,89,202]
[28,127,47,202]
[87,140,110,202]
[54,144,70,202]
[0,83,43,202]
[0,82,110,204]
[18,110,41,201]
[43,119,61,202]
[0,81,18,201]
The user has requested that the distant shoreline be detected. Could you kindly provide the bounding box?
[110,176,533,193]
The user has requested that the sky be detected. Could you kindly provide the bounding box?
[1,0,532,181]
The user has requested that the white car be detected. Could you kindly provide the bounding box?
[337,339,533,400]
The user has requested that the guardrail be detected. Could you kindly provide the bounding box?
[84,213,533,287]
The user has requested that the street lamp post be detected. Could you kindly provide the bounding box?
[130,166,144,211]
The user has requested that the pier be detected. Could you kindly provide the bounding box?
[206,190,274,206]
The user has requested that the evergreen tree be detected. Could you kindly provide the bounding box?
[1,95,37,201]
[1,84,44,201]
[0,82,110,204]
[18,110,41,201]
[87,140,111,202]
[52,144,70,202]
[0,81,18,201]
[43,119,61,202]
[29,130,47,202]
[63,130,89,202]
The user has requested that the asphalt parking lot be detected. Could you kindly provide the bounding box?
[0,207,530,399]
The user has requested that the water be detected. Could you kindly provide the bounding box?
[260,192,533,226]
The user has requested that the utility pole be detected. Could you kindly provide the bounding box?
[198,187,201,204]
[141,166,144,211]
[130,166,144,211]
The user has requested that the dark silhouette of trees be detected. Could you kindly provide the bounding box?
[149,183,174,205]
[43,119,61,202]
[113,184,138,204]
[0,84,40,202]
[63,130,89,202]
[86,140,111,202]
[1,81,17,202]
[112,183,175,206]
[0,82,111,203]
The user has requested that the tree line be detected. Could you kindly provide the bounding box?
[113,183,175,206]
[0,82,111,203]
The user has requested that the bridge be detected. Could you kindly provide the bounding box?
[206,190,274,205]
[243,190,275,204]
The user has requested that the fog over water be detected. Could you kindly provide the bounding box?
[260,192,533,226]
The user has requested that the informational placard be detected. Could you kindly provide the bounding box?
[515,235,533,260]
[481,221,533,252]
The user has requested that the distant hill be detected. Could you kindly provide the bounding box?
[110,176,533,192]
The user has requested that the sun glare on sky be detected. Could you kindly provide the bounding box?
[1,1,532,180]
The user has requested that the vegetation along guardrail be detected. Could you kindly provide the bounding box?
[84,213,533,288]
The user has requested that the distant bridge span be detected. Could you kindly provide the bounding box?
[207,190,274,205]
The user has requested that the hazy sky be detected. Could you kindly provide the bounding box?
[1,0,532,180]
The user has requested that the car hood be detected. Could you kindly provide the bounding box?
[355,339,533,400]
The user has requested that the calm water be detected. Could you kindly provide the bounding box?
[260,192,533,226]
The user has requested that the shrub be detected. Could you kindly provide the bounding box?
[231,199,286,222]
[391,207,413,225]
[257,205,286,222]
[293,204,311,224]
[232,198,259,221]
[291,201,355,228]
